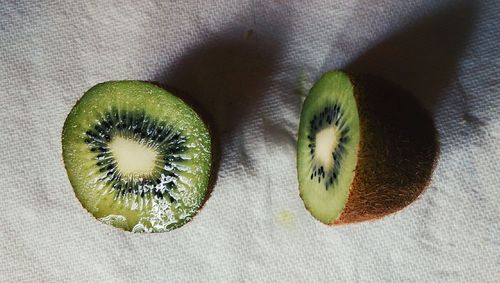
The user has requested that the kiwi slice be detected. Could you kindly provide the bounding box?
[297,71,438,224]
[62,81,212,232]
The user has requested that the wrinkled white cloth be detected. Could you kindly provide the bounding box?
[1,1,498,282]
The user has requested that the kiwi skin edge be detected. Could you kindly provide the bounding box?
[148,82,221,218]
[145,82,221,228]
[331,74,439,225]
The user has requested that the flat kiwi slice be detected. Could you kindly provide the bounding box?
[62,81,212,232]
[297,71,438,224]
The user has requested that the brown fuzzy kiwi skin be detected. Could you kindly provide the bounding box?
[331,75,439,225]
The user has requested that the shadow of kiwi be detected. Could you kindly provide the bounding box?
[153,27,283,211]
[344,1,478,112]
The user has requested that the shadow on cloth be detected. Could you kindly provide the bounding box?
[154,25,285,193]
[345,1,478,112]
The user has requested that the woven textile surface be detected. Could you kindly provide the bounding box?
[0,0,498,282]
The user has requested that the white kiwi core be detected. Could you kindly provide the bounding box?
[108,135,159,177]
[314,126,341,172]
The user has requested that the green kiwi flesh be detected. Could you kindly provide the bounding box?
[297,71,360,224]
[62,81,212,232]
[297,71,438,225]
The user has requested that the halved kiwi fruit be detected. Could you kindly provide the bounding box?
[62,81,212,232]
[297,71,438,224]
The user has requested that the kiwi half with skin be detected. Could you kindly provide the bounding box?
[62,81,212,232]
[297,71,438,224]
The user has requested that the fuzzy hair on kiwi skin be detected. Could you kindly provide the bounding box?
[330,74,439,225]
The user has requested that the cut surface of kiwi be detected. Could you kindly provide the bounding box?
[62,81,212,232]
[297,71,438,225]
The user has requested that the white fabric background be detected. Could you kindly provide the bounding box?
[1,0,498,282]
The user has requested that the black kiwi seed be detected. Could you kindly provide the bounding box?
[83,108,188,200]
[306,103,350,190]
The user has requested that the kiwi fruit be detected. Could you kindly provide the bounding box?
[62,81,212,232]
[297,71,438,225]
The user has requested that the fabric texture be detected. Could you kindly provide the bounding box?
[1,0,498,282]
